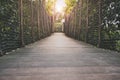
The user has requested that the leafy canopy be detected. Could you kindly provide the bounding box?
[46,0,57,15]
[64,0,77,14]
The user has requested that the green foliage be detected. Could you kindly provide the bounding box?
[0,0,19,52]
[64,0,120,52]
[64,0,77,14]
[101,0,120,51]
[0,0,52,54]
[46,0,57,15]
[116,40,120,51]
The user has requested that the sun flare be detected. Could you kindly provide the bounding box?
[55,5,63,13]
[55,0,66,13]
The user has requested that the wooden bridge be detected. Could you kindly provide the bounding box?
[0,0,120,80]
[0,33,120,80]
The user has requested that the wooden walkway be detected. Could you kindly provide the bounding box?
[0,33,120,80]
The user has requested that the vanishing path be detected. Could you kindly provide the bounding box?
[0,33,120,80]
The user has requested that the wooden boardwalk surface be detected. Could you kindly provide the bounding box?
[0,33,120,80]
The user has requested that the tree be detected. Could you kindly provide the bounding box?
[64,0,77,14]
[46,0,56,15]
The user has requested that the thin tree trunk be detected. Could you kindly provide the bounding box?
[37,0,40,39]
[41,4,45,36]
[73,7,76,38]
[98,0,102,47]
[31,1,34,42]
[78,0,82,40]
[85,0,89,42]
[39,0,43,36]
[19,0,24,46]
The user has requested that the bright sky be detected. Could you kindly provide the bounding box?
[55,0,66,13]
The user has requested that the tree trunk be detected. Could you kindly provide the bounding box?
[78,0,82,40]
[37,0,40,39]
[19,0,24,46]
[98,0,102,47]
[31,1,34,42]
[85,0,89,42]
